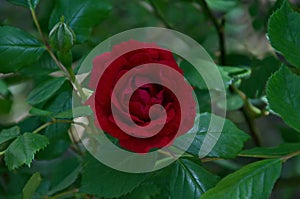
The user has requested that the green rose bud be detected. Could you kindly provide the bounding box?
[49,16,76,52]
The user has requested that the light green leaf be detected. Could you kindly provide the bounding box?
[27,77,66,105]
[6,0,40,8]
[201,159,282,199]
[80,155,149,198]
[240,143,300,158]
[54,106,93,119]
[29,107,52,117]
[22,172,42,199]
[170,158,220,199]
[267,66,300,132]
[187,113,250,158]
[48,165,81,195]
[0,126,20,145]
[268,1,300,68]
[206,0,238,12]
[5,133,49,170]
[49,0,111,42]
[0,26,45,73]
[221,66,251,80]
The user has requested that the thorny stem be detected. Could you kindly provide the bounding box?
[196,0,226,64]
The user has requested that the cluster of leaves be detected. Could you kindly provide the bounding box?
[0,0,300,198]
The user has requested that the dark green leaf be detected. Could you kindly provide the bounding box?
[0,26,45,73]
[267,66,300,132]
[19,53,59,77]
[0,126,20,145]
[169,158,220,199]
[201,159,282,199]
[81,154,149,198]
[49,0,111,42]
[268,1,300,68]
[0,98,13,114]
[240,143,300,158]
[123,183,161,199]
[5,133,49,170]
[48,165,81,195]
[240,56,280,98]
[6,0,40,8]
[27,77,66,105]
[22,172,42,199]
[187,113,249,158]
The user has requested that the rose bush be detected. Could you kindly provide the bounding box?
[86,40,196,153]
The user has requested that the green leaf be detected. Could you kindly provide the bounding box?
[38,90,72,159]
[206,0,238,12]
[187,113,250,158]
[7,0,40,8]
[49,0,111,42]
[268,1,300,68]
[19,52,59,77]
[27,77,66,105]
[121,183,161,199]
[267,66,300,132]
[0,98,13,114]
[201,159,282,199]
[22,172,42,199]
[240,56,280,98]
[5,133,49,170]
[169,158,220,199]
[48,165,81,195]
[29,107,52,117]
[0,79,10,97]
[240,143,300,158]
[54,106,93,119]
[80,154,150,198]
[221,66,251,80]
[0,126,20,145]
[0,26,45,73]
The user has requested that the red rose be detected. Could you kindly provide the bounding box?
[86,40,196,153]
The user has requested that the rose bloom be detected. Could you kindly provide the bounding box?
[86,40,196,153]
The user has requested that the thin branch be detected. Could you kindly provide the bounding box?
[196,0,226,64]
[231,85,263,146]
[49,188,79,199]
[148,0,174,29]
[30,8,70,79]
[32,121,53,134]
[281,149,300,162]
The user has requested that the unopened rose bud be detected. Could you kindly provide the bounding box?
[49,16,76,52]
